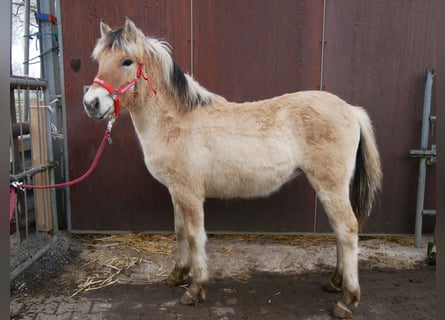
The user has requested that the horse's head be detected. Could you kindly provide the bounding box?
[83,18,155,119]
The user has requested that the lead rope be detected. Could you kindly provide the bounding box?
[9,117,116,220]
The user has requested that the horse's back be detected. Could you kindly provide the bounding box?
[228,90,360,128]
[256,90,362,148]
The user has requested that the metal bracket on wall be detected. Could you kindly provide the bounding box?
[409,68,436,248]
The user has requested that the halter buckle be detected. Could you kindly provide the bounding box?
[107,115,116,132]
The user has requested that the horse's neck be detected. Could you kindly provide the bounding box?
[128,95,180,142]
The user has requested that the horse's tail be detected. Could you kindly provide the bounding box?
[351,107,383,228]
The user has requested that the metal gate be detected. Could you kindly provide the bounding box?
[9,0,68,281]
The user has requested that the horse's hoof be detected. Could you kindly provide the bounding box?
[323,280,342,293]
[332,301,353,319]
[180,290,200,306]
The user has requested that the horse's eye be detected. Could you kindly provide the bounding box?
[122,59,133,67]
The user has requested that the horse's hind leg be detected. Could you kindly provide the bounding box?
[166,202,191,287]
[318,190,360,319]
[170,191,208,305]
[323,239,343,293]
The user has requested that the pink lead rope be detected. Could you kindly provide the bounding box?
[9,117,115,220]
[9,62,156,220]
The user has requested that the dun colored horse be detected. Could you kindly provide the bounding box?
[83,18,382,318]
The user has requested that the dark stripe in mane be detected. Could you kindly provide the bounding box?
[172,61,188,102]
[106,27,125,49]
[171,61,211,109]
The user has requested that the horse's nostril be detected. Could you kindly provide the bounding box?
[92,97,100,110]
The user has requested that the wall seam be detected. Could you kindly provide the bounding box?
[314,0,327,233]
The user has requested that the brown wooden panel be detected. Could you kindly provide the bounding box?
[318,0,436,233]
[194,0,324,232]
[193,0,323,101]
[62,1,191,231]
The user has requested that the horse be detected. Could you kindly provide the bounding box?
[83,18,382,319]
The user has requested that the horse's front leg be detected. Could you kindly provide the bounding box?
[166,202,191,287]
[170,192,208,305]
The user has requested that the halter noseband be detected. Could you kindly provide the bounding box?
[93,62,157,117]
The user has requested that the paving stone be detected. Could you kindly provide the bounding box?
[90,301,113,313]
[10,302,24,318]
[11,315,34,320]
[28,301,59,315]
[57,299,92,315]
[35,313,72,320]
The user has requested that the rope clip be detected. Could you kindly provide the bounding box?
[11,181,24,191]
[107,115,116,131]
[106,116,116,144]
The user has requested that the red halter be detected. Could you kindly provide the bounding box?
[93,62,157,116]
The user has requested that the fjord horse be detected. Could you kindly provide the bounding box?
[83,18,382,318]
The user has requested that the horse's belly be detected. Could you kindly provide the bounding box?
[204,164,301,199]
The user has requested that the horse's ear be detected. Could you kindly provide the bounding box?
[100,19,112,37]
[123,17,138,39]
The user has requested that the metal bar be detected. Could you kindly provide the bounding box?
[10,92,21,240]
[39,0,62,234]
[23,0,31,121]
[55,0,72,231]
[43,83,59,234]
[10,76,48,89]
[422,209,437,216]
[16,89,30,238]
[409,149,436,157]
[10,161,57,181]
[414,68,435,248]
[9,121,21,241]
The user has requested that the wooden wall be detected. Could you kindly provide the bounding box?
[61,0,436,234]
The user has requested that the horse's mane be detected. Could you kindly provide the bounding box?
[93,26,225,110]
[146,38,226,109]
